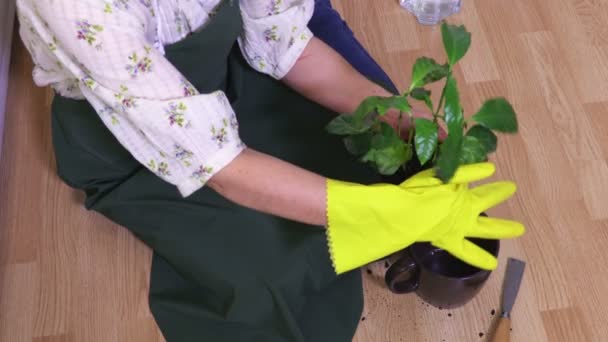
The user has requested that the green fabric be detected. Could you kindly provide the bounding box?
[50,1,380,341]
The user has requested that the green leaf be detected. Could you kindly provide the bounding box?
[344,131,373,156]
[326,115,356,135]
[460,136,487,164]
[371,122,402,149]
[441,22,471,66]
[435,121,464,183]
[414,118,438,165]
[410,88,430,100]
[326,115,362,135]
[375,96,412,115]
[362,142,412,175]
[410,57,449,90]
[350,95,411,122]
[423,63,449,84]
[444,75,463,127]
[353,96,381,121]
[466,125,497,153]
[329,94,399,135]
[361,122,412,175]
[410,88,434,112]
[471,98,518,133]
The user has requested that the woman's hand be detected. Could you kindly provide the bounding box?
[326,162,525,274]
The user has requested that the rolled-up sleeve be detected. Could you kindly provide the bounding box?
[238,0,314,79]
[17,0,245,197]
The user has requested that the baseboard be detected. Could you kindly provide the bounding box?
[0,0,16,157]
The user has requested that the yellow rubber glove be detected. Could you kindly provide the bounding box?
[326,162,525,275]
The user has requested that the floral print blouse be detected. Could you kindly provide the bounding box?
[16,0,313,197]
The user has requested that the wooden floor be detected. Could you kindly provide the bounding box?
[1,0,607,341]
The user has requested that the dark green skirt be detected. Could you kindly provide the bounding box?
[50,1,381,341]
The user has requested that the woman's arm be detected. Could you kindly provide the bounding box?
[282,37,393,115]
[208,148,327,227]
[283,37,445,138]
[207,39,424,227]
[282,37,412,134]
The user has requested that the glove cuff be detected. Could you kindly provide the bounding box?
[326,179,410,274]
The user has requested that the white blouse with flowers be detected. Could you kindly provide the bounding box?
[16,0,314,197]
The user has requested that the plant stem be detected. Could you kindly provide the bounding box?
[432,142,440,162]
[398,111,403,138]
[408,114,415,144]
[433,73,451,121]
[434,87,447,119]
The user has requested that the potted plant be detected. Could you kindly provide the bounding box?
[326,22,518,189]
[326,22,519,298]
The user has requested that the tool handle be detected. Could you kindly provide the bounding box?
[491,317,511,342]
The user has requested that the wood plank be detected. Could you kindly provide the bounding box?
[0,0,16,156]
[457,2,500,84]
[520,31,603,162]
[541,307,593,342]
[33,335,74,342]
[548,200,608,340]
[0,263,38,342]
[578,160,608,219]
[536,0,608,103]
[584,101,608,161]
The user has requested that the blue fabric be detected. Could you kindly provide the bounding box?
[308,0,400,95]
